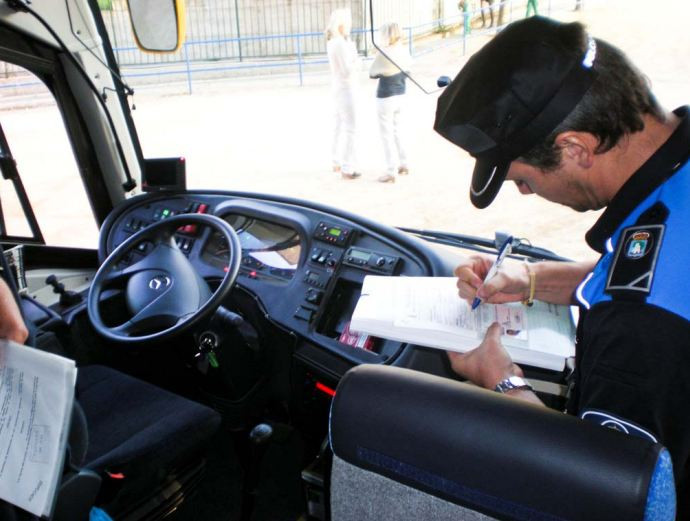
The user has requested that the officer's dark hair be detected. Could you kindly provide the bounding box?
[520,30,665,171]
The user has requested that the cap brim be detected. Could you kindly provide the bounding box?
[469,157,510,209]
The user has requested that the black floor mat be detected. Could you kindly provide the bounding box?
[168,420,307,521]
[168,420,244,521]
[246,423,305,521]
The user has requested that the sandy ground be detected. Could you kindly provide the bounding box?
[2,0,690,262]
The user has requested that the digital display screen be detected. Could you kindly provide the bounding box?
[201,214,301,284]
[328,228,342,237]
[142,157,186,192]
[350,249,370,261]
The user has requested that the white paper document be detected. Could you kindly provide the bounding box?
[0,340,77,517]
[350,276,576,371]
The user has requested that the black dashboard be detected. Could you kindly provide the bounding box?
[99,191,459,377]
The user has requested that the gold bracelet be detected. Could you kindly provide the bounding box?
[522,261,536,306]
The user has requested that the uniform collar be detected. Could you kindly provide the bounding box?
[585,106,690,253]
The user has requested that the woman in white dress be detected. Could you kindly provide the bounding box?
[325,8,361,180]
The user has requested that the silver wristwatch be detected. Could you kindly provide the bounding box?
[494,376,533,394]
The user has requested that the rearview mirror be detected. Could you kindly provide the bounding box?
[127,0,186,53]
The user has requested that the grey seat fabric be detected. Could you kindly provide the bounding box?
[329,365,675,521]
[331,454,498,521]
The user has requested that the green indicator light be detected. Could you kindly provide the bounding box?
[162,209,170,217]
[328,228,341,237]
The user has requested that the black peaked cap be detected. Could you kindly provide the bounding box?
[434,16,597,208]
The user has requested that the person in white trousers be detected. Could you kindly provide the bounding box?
[326,9,361,180]
[369,22,411,183]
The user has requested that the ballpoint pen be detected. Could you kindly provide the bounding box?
[471,235,514,310]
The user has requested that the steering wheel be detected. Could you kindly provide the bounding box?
[88,213,241,343]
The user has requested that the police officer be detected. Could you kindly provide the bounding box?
[434,16,690,517]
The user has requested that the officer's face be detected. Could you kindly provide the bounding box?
[505,159,597,212]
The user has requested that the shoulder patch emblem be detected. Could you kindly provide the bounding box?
[606,224,664,296]
[625,231,651,259]
[581,410,658,443]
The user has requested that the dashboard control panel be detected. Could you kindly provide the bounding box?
[102,193,443,372]
[342,247,400,274]
[308,246,341,269]
[114,199,208,267]
[314,221,352,246]
[303,269,330,289]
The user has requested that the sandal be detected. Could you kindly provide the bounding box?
[378,174,396,183]
[398,166,409,175]
[342,171,362,180]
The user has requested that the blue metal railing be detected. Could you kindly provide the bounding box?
[118,15,487,94]
[0,0,583,95]
[128,0,578,93]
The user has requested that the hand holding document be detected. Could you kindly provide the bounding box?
[350,276,576,371]
[0,340,77,517]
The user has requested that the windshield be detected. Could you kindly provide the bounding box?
[4,0,687,261]
[0,68,99,247]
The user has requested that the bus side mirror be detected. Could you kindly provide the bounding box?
[127,0,186,53]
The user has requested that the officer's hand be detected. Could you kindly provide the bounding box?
[447,323,523,390]
[454,255,529,305]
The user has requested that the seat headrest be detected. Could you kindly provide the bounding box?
[330,365,674,521]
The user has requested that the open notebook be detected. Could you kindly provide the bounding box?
[350,276,576,371]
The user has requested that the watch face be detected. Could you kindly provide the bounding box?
[495,376,533,393]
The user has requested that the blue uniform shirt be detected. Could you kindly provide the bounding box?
[570,106,690,518]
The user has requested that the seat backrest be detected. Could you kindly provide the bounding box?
[329,365,676,521]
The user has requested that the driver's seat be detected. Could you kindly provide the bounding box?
[0,244,222,520]
[0,362,221,521]
[72,364,221,519]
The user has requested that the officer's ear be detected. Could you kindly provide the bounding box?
[554,131,598,169]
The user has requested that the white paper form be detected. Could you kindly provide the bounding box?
[0,340,76,517]
[393,277,529,344]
